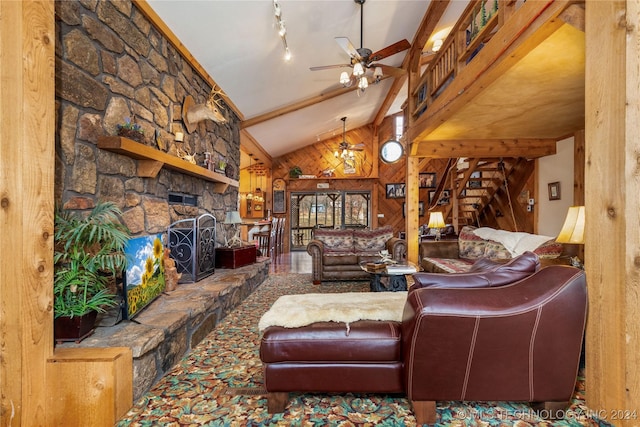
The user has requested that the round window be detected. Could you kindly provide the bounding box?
[380,140,404,163]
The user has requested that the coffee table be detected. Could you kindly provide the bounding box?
[359,261,418,292]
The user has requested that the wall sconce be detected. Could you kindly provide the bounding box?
[432,39,443,52]
[175,131,184,142]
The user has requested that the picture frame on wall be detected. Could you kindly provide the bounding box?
[403,202,425,217]
[429,189,451,205]
[419,172,437,188]
[548,182,561,200]
[386,183,406,198]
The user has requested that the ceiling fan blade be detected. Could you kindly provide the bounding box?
[371,64,406,77]
[310,64,351,71]
[335,37,360,60]
[369,39,410,63]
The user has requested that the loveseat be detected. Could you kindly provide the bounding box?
[420,225,564,273]
[307,226,406,285]
[260,259,587,425]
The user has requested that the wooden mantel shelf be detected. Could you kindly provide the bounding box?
[97,136,239,193]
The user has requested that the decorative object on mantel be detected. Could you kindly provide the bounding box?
[225,163,235,178]
[289,165,303,178]
[214,154,227,174]
[182,85,227,133]
[177,146,197,164]
[116,116,146,144]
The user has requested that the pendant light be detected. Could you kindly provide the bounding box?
[247,154,253,200]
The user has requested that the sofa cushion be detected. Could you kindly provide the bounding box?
[314,228,354,252]
[533,239,564,258]
[483,240,511,260]
[323,252,359,265]
[457,226,486,259]
[353,226,393,252]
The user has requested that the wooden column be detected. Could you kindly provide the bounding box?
[585,0,640,423]
[0,1,55,425]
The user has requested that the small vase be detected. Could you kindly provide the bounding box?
[54,310,98,344]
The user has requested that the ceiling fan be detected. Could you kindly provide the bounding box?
[335,117,364,158]
[310,0,410,91]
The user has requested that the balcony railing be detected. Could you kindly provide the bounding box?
[411,0,520,121]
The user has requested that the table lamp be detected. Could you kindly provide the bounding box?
[427,212,446,241]
[224,211,243,247]
[556,206,585,268]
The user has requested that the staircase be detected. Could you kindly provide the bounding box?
[430,157,535,233]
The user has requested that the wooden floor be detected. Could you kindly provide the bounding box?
[269,250,312,274]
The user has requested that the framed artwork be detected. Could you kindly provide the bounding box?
[403,202,425,217]
[548,182,561,200]
[123,234,166,319]
[273,178,286,213]
[468,171,482,188]
[386,183,406,198]
[429,189,451,205]
[419,172,437,188]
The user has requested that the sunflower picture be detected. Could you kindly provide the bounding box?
[124,234,166,319]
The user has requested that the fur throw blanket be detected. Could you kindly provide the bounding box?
[258,291,407,332]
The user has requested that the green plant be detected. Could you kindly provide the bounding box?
[289,165,303,178]
[54,202,131,318]
[116,117,144,134]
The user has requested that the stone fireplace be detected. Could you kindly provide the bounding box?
[55,0,240,239]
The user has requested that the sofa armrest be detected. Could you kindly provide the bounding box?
[307,239,324,285]
[418,241,459,260]
[386,237,407,262]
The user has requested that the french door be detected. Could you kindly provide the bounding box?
[290,191,371,250]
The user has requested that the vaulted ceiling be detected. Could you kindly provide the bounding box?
[144,0,469,164]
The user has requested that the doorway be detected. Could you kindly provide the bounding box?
[290,191,371,250]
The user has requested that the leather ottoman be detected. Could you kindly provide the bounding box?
[260,320,404,412]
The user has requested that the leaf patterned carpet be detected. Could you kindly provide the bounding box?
[117,273,611,427]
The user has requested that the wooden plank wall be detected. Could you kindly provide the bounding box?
[0,1,55,425]
[585,0,640,423]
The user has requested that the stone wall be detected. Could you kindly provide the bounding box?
[54,0,239,240]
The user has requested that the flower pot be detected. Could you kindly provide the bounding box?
[54,310,98,344]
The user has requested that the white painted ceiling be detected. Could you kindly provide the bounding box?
[146,0,469,159]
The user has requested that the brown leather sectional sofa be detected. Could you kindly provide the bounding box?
[307,226,407,285]
[260,255,587,425]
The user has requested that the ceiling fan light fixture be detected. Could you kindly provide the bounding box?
[339,71,351,86]
[358,75,368,91]
[353,62,365,77]
[373,66,383,82]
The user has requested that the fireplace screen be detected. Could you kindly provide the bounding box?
[168,213,216,283]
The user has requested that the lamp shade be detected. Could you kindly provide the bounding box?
[224,211,242,225]
[427,212,446,229]
[556,206,585,244]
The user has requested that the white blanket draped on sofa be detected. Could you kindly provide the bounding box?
[473,227,555,257]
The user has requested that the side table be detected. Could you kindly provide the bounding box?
[359,262,417,292]
[215,245,257,269]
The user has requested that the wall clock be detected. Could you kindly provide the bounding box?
[273,178,286,213]
[380,140,404,163]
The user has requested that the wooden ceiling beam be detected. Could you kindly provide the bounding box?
[241,76,392,130]
[414,139,557,159]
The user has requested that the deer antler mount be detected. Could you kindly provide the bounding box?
[182,85,227,133]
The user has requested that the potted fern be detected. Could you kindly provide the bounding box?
[54,202,130,343]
